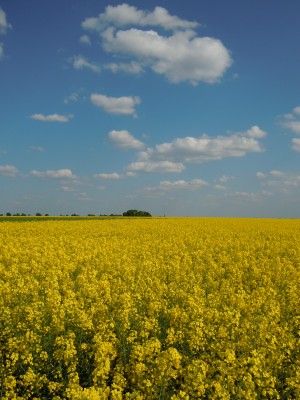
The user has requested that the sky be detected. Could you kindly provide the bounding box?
[0,0,300,217]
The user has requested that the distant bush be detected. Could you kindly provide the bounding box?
[123,209,152,217]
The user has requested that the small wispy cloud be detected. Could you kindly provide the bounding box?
[0,43,4,60]
[79,34,91,45]
[29,145,45,153]
[159,178,208,190]
[91,93,141,116]
[0,164,19,177]
[291,138,300,153]
[29,113,74,123]
[73,55,101,73]
[93,172,122,180]
[64,91,80,105]
[127,160,185,173]
[279,106,300,134]
[108,130,144,149]
[31,169,76,179]
[256,169,300,192]
[0,7,12,34]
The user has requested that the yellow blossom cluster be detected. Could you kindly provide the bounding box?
[0,217,300,399]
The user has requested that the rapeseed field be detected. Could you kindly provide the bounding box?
[0,218,299,399]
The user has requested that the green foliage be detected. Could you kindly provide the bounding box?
[123,209,152,217]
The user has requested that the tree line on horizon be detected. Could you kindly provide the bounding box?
[0,209,152,217]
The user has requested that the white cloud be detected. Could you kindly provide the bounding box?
[81,4,232,85]
[270,170,285,177]
[214,184,227,190]
[280,106,300,134]
[256,172,266,179]
[282,120,300,134]
[125,126,266,174]
[0,43,3,60]
[82,4,199,32]
[0,164,18,177]
[64,92,80,104]
[101,27,232,84]
[279,107,300,152]
[159,178,208,190]
[293,106,300,115]
[218,175,233,182]
[292,138,300,152]
[29,113,73,122]
[127,160,185,173]
[258,170,300,191]
[91,93,140,116]
[245,125,267,138]
[94,172,122,180]
[73,55,101,73]
[108,130,144,149]
[138,126,265,165]
[59,185,76,192]
[79,34,91,45]
[31,169,76,179]
[0,7,12,34]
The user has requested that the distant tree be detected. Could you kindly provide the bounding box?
[6,212,11,216]
[36,213,42,216]
[123,209,151,217]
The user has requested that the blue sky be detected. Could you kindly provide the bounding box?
[1,0,300,217]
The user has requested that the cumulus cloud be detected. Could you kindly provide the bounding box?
[73,55,101,73]
[245,125,267,138]
[94,172,122,180]
[159,178,208,190]
[280,106,300,134]
[81,4,232,84]
[127,160,185,173]
[135,126,266,166]
[29,113,73,122]
[91,93,140,116]
[101,27,232,84]
[0,7,12,34]
[82,4,199,32]
[125,126,266,174]
[108,130,144,149]
[31,169,76,179]
[0,164,18,177]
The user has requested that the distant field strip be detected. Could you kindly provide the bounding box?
[0,218,299,399]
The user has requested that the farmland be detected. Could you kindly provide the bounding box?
[0,218,299,399]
